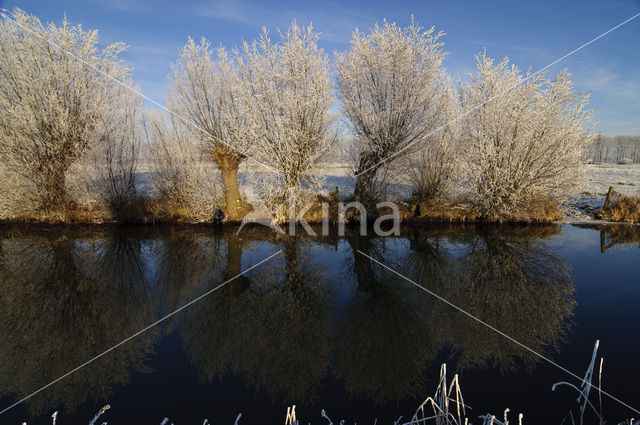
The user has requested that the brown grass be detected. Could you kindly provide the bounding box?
[0,202,110,224]
[485,197,564,224]
[408,200,478,223]
[598,195,640,223]
[0,186,573,226]
[407,197,562,224]
[0,196,220,225]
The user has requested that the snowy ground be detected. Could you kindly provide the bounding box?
[567,163,640,222]
[134,162,640,223]
[316,163,640,223]
[578,163,640,197]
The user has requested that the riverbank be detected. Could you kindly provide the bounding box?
[1,163,638,226]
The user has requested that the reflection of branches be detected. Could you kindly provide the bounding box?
[402,227,456,292]
[442,226,575,373]
[594,224,640,253]
[341,225,575,402]
[0,224,579,417]
[0,228,157,417]
[92,229,147,288]
[153,227,226,321]
[182,237,331,404]
[337,233,437,404]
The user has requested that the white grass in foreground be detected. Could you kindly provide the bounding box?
[22,341,638,425]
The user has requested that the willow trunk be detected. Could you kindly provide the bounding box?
[212,147,251,221]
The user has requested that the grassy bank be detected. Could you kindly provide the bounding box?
[0,193,573,226]
[597,187,640,223]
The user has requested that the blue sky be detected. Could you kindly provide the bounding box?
[2,0,639,134]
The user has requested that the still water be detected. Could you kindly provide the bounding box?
[0,224,638,424]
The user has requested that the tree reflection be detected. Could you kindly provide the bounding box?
[335,232,437,404]
[180,236,331,404]
[0,224,578,415]
[0,227,158,417]
[339,225,575,402]
[392,225,575,375]
[153,226,226,319]
[443,226,575,373]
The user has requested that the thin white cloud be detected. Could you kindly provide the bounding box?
[90,0,149,11]
[195,0,258,25]
[455,35,545,56]
[577,66,640,100]
[193,0,375,44]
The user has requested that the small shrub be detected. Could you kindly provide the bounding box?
[598,196,640,223]
[68,110,143,222]
[145,113,223,222]
[458,52,593,219]
[404,133,458,204]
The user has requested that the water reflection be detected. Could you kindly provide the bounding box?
[0,227,158,416]
[339,225,575,402]
[0,224,592,417]
[336,232,436,404]
[153,226,226,319]
[595,224,640,253]
[439,226,575,373]
[181,236,331,404]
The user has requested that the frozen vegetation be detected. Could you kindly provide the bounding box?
[129,161,640,224]
[568,163,640,221]
[0,8,637,224]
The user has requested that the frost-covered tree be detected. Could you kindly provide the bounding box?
[458,53,593,219]
[144,111,223,221]
[590,134,607,163]
[237,23,335,220]
[613,135,640,163]
[0,8,139,212]
[402,83,460,203]
[69,102,142,220]
[336,18,448,213]
[167,38,251,220]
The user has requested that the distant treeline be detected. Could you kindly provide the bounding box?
[589,135,640,164]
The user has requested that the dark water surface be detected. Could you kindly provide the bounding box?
[0,224,638,424]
